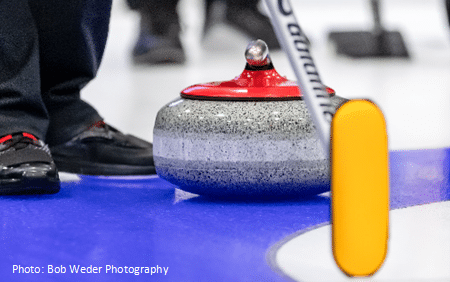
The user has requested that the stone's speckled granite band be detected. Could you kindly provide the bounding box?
[154,135,325,162]
[153,95,347,198]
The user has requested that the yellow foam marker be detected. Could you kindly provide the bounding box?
[331,99,389,277]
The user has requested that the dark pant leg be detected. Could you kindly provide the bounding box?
[0,0,49,140]
[28,0,112,146]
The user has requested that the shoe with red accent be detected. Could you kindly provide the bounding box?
[0,133,60,195]
[49,121,156,175]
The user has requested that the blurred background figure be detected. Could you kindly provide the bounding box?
[126,0,281,65]
[446,0,450,26]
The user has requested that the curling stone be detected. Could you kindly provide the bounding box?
[153,40,347,199]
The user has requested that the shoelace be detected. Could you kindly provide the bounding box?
[87,120,121,135]
[0,133,39,151]
[87,120,107,130]
[72,121,116,142]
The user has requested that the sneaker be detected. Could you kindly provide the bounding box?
[50,121,156,176]
[132,8,186,65]
[204,1,281,50]
[0,133,60,195]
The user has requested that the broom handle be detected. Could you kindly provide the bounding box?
[263,0,334,156]
[371,0,383,34]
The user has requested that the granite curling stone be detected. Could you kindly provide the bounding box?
[153,40,347,199]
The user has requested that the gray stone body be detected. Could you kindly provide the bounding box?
[153,96,347,198]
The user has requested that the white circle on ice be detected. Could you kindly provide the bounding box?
[272,201,450,281]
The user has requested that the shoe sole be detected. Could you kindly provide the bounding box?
[53,159,157,176]
[0,163,61,195]
[0,178,60,195]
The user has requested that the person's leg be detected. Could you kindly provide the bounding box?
[29,0,155,175]
[127,0,143,10]
[130,0,185,65]
[0,0,49,139]
[446,0,450,27]
[204,0,280,50]
[28,0,110,146]
[225,0,280,49]
[0,0,60,194]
